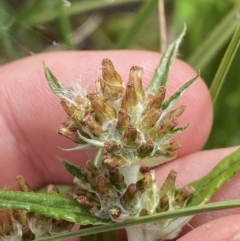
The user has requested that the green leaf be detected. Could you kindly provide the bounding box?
[161,73,198,111]
[164,124,189,139]
[147,24,186,93]
[24,0,142,26]
[43,63,66,99]
[0,1,18,60]
[210,23,240,104]
[34,199,240,240]
[58,0,74,49]
[59,158,85,180]
[187,147,240,206]
[0,190,108,225]
[188,2,240,70]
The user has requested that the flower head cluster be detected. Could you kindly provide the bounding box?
[45,53,197,240]
[53,58,192,168]
[73,159,194,224]
[0,177,73,241]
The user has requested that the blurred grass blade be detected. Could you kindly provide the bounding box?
[24,0,142,26]
[0,190,107,225]
[188,3,240,70]
[148,25,186,93]
[15,0,48,22]
[210,23,240,104]
[58,0,74,49]
[0,1,18,60]
[117,0,158,49]
[35,199,240,241]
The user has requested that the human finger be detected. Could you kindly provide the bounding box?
[178,214,240,241]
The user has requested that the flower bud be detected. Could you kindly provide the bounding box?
[86,160,102,176]
[137,139,154,158]
[103,156,126,168]
[60,98,84,123]
[139,208,149,216]
[167,105,186,120]
[95,176,110,195]
[160,170,177,196]
[101,58,124,100]
[104,141,120,153]
[47,184,59,194]
[175,186,194,207]
[121,124,139,147]
[136,174,152,192]
[117,108,131,134]
[0,209,14,236]
[156,194,169,212]
[161,141,181,152]
[149,117,178,140]
[58,127,80,143]
[140,109,162,131]
[77,196,100,211]
[143,87,166,115]
[129,66,145,102]
[83,113,103,137]
[121,183,137,204]
[87,93,117,123]
[121,81,138,114]
[79,166,97,189]
[17,176,31,192]
[108,167,126,190]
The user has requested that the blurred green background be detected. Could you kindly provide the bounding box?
[0,0,240,149]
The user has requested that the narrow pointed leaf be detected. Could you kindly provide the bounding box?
[210,23,240,104]
[77,131,104,147]
[147,24,186,93]
[59,144,94,151]
[163,124,189,140]
[59,158,85,180]
[44,63,66,98]
[161,74,198,111]
[0,190,108,224]
[34,199,240,241]
[187,2,240,70]
[187,147,240,206]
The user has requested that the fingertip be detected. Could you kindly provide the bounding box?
[178,214,240,241]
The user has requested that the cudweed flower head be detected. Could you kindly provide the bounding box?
[45,58,197,169]
[0,176,74,241]
[44,27,203,240]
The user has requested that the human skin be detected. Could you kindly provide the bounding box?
[0,51,239,240]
